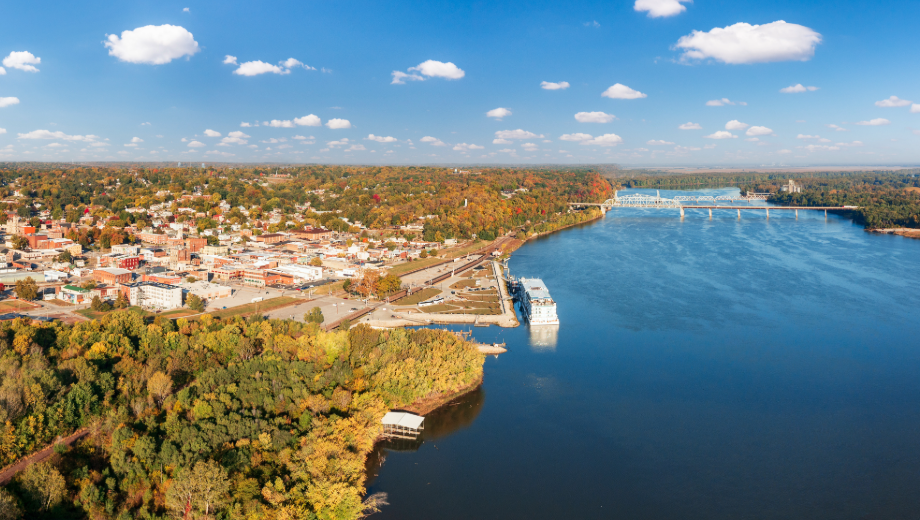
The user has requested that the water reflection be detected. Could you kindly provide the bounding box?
[365,386,486,486]
[528,325,558,351]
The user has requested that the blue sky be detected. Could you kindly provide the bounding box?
[1,0,919,166]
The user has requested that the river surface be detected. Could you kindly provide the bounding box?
[367,187,920,519]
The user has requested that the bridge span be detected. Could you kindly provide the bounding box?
[569,191,858,219]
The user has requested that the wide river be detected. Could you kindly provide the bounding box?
[367,187,920,519]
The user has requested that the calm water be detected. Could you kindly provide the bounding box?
[367,188,920,520]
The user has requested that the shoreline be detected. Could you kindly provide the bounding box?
[869,228,920,239]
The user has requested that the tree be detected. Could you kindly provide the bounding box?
[186,276,198,283]
[166,460,230,519]
[206,235,220,246]
[10,236,28,251]
[56,250,73,263]
[304,307,324,324]
[147,371,173,407]
[309,257,323,267]
[14,277,38,301]
[18,461,66,512]
[0,488,21,520]
[377,274,402,296]
[80,280,96,290]
[419,250,428,259]
[90,296,112,312]
[113,291,129,309]
[187,294,206,312]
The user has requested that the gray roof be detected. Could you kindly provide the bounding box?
[381,411,425,429]
[522,278,552,300]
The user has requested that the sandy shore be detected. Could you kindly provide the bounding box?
[870,228,920,239]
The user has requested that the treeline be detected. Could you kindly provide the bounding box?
[0,311,484,519]
[619,170,919,190]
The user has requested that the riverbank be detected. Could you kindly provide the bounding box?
[870,227,920,239]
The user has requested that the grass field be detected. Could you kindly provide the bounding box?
[209,296,301,319]
[0,300,41,312]
[387,240,486,276]
[76,306,146,320]
[394,288,441,306]
[43,299,75,307]
[418,304,458,313]
[450,280,479,290]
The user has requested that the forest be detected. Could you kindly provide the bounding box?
[0,310,484,519]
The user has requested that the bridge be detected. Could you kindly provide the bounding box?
[569,191,857,219]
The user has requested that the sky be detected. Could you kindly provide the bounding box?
[1,0,920,166]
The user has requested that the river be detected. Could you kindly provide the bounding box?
[366,187,920,519]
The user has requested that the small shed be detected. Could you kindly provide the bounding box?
[381,412,425,439]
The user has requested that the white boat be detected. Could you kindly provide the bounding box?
[518,277,560,325]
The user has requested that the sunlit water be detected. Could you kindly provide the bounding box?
[367,188,920,519]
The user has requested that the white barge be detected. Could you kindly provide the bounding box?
[517,277,559,326]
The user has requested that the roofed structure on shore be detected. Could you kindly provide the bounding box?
[381,412,425,439]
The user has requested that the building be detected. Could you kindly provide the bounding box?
[202,245,229,256]
[111,244,140,255]
[58,285,91,304]
[241,268,282,287]
[292,228,333,241]
[93,268,132,285]
[120,281,183,310]
[113,255,141,270]
[267,264,323,284]
[186,237,207,253]
[178,280,231,301]
[780,180,803,193]
[253,233,285,244]
[137,232,169,245]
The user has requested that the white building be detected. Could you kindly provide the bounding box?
[121,281,184,310]
[267,264,323,283]
[178,280,232,301]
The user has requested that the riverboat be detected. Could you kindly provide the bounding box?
[517,277,560,325]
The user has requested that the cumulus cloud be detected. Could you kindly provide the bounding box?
[704,131,737,139]
[912,104,920,113]
[601,83,646,99]
[325,118,351,129]
[826,124,847,131]
[486,107,512,120]
[130,136,143,143]
[223,55,237,65]
[780,84,819,93]
[203,129,221,137]
[2,51,41,72]
[453,143,484,151]
[746,126,773,136]
[281,58,315,70]
[541,81,570,90]
[797,134,820,139]
[392,60,464,84]
[875,96,912,108]
[583,134,623,146]
[855,118,890,126]
[240,122,252,127]
[366,134,397,143]
[264,120,294,128]
[294,114,321,126]
[675,21,822,64]
[575,111,616,123]
[706,98,746,106]
[679,122,702,130]
[634,0,691,18]
[187,140,206,148]
[560,133,594,141]
[495,129,544,140]
[221,131,250,145]
[0,97,20,108]
[647,139,674,145]
[346,144,366,151]
[521,143,539,151]
[420,136,447,146]
[233,61,285,76]
[725,120,749,130]
[803,144,840,152]
[104,25,200,64]
[492,138,512,144]
[17,130,99,141]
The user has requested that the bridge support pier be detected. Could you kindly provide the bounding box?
[680,207,684,219]
[709,208,712,219]
[825,209,827,220]
[795,209,798,219]
[766,208,770,219]
[737,209,741,219]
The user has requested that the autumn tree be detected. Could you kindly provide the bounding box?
[147,371,173,407]
[18,461,66,512]
[14,277,38,301]
[166,460,230,519]
[10,236,28,251]
[304,307,324,324]
[187,294,206,312]
[309,257,323,267]
[113,292,129,309]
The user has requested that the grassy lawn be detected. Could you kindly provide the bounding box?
[419,304,458,313]
[394,287,441,306]
[388,240,486,276]
[209,296,301,319]
[0,300,41,312]
[450,280,479,290]
[76,306,146,320]
[158,309,198,319]
[311,281,344,296]
[441,308,501,315]
[43,299,75,307]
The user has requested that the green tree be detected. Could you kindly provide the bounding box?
[187,294,206,312]
[90,296,112,312]
[206,235,220,246]
[166,460,230,519]
[304,307,324,324]
[186,276,198,283]
[56,250,73,263]
[0,488,21,520]
[10,236,28,251]
[377,274,402,296]
[18,461,66,512]
[113,291,129,309]
[309,257,323,267]
[147,371,173,407]
[14,277,38,301]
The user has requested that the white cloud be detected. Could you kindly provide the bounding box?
[706,98,746,106]
[233,61,287,76]
[584,20,601,28]
[675,21,822,64]
[803,144,840,152]
[495,129,544,140]
[205,150,235,157]
[2,51,41,72]
[223,55,237,65]
[575,111,616,123]
[420,136,447,147]
[583,134,623,146]
[835,140,864,147]
[492,138,512,144]
[646,139,674,145]
[187,140,206,148]
[281,58,315,70]
[875,96,912,108]
[855,118,890,126]
[228,131,250,139]
[521,142,539,151]
[203,129,221,137]
[104,25,199,64]
[130,136,143,143]
[294,114,321,126]
[725,120,749,130]
[826,124,848,131]
[366,134,397,143]
[183,7,189,12]
[326,139,351,147]
[266,119,295,128]
[601,83,646,99]
[17,130,99,141]
[392,60,464,84]
[541,81,570,90]
[486,107,512,120]
[124,143,138,148]
[746,126,773,136]
[634,0,691,18]
[780,84,819,93]
[0,97,20,108]
[704,131,737,139]
[745,137,759,142]
[679,122,702,130]
[0,128,6,134]
[453,143,484,151]
[777,149,792,154]
[325,118,351,129]
[221,131,249,145]
[346,144,366,151]
[797,134,820,139]
[912,104,920,114]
